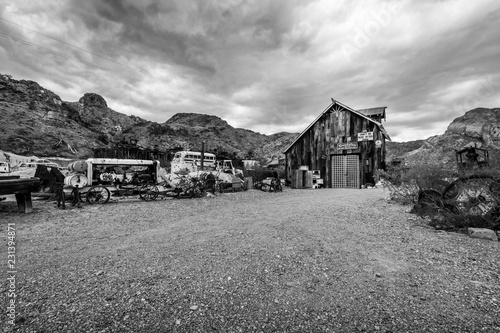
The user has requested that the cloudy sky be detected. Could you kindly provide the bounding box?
[1,0,499,142]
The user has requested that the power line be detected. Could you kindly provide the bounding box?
[0,16,156,79]
[0,19,239,110]
[0,31,145,82]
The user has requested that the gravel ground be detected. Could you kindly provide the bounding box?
[1,186,499,333]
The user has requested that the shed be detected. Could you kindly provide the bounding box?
[284,99,390,188]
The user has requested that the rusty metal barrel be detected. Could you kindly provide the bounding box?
[67,160,88,173]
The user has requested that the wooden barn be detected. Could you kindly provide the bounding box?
[284,99,390,189]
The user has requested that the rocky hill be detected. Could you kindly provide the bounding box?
[385,140,425,162]
[1,73,498,167]
[0,73,296,161]
[121,113,295,161]
[388,108,500,168]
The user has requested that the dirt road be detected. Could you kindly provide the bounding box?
[2,187,499,332]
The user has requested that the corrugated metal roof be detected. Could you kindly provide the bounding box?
[283,99,391,153]
[357,107,387,118]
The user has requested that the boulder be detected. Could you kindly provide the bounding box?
[79,93,108,108]
[467,228,498,241]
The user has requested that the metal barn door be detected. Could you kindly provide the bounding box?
[331,155,360,188]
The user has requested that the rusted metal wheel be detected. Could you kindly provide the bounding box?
[139,184,158,201]
[442,175,497,217]
[490,179,500,200]
[271,179,283,192]
[87,186,110,204]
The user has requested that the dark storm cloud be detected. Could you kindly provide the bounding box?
[1,0,499,141]
[62,0,216,74]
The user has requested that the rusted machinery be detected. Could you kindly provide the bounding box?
[416,146,499,224]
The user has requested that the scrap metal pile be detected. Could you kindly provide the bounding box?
[46,157,248,208]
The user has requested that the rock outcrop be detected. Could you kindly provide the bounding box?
[388,108,500,168]
[445,108,500,148]
[79,93,108,108]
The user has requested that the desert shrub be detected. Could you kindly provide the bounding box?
[379,149,457,205]
[376,164,419,205]
[148,124,172,136]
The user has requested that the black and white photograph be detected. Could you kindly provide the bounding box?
[1,0,499,332]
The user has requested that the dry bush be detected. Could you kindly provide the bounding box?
[377,157,452,205]
[377,167,418,205]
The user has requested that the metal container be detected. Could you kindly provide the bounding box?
[64,173,88,187]
[67,161,88,173]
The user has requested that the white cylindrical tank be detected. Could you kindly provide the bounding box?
[64,173,88,187]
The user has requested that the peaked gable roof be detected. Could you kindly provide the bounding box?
[284,99,391,153]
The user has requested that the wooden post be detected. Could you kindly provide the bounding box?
[15,192,33,213]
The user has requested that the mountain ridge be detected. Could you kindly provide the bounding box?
[1,73,499,167]
[0,73,296,161]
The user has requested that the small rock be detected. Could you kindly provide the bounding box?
[468,228,498,241]
[175,319,181,325]
[190,305,198,311]
[375,273,382,278]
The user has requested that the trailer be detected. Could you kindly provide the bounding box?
[61,158,161,205]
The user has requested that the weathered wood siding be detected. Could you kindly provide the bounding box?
[285,106,387,188]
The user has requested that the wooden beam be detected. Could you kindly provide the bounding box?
[15,191,33,213]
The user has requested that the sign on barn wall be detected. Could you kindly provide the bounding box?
[338,142,359,150]
[357,131,374,141]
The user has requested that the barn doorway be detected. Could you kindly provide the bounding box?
[331,154,360,188]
